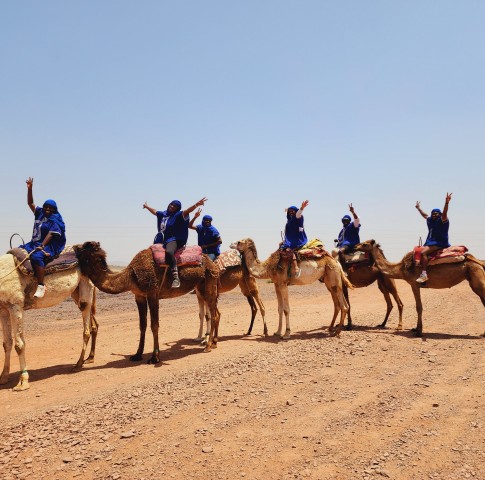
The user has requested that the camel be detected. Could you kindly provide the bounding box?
[231,239,351,338]
[354,240,485,336]
[73,241,220,362]
[338,252,404,330]
[194,259,267,342]
[0,252,97,391]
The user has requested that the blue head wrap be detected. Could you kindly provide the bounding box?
[431,208,441,215]
[202,215,212,222]
[168,200,182,212]
[287,206,298,219]
[43,199,58,212]
[342,215,351,222]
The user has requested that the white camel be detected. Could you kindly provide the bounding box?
[0,252,97,391]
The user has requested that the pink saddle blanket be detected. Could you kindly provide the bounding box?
[215,249,242,274]
[150,244,202,267]
[413,245,468,266]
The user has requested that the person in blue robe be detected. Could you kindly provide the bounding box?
[189,210,222,261]
[332,203,361,259]
[415,193,452,283]
[19,177,67,298]
[143,196,207,288]
[278,200,309,277]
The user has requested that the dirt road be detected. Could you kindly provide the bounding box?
[1,280,484,480]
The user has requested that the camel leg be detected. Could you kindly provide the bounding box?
[343,285,352,330]
[273,284,285,337]
[147,293,161,364]
[410,284,424,337]
[204,300,220,353]
[376,276,394,329]
[244,295,258,335]
[327,290,340,333]
[278,284,291,340]
[384,277,404,330]
[252,292,267,337]
[10,304,29,391]
[131,294,148,361]
[0,309,12,385]
[466,267,485,336]
[71,279,96,371]
[194,289,207,342]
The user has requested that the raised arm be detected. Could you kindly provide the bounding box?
[26,177,36,213]
[296,199,309,218]
[143,201,157,216]
[188,208,202,230]
[442,192,452,222]
[415,201,428,220]
[349,203,360,226]
[183,197,207,218]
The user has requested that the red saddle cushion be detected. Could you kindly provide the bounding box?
[150,244,203,267]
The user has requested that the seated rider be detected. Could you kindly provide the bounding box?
[415,192,452,283]
[19,177,67,299]
[279,200,309,278]
[143,197,207,288]
[189,209,222,261]
[332,203,361,260]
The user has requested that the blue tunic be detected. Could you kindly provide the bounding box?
[154,210,189,247]
[424,217,450,248]
[281,215,307,250]
[21,206,66,258]
[195,224,221,256]
[337,222,361,248]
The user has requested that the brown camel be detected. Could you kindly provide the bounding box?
[231,239,351,338]
[73,241,220,361]
[354,240,485,336]
[194,260,267,342]
[338,251,404,330]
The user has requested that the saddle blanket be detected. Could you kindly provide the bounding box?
[298,238,329,259]
[413,245,468,266]
[8,245,79,276]
[150,244,202,268]
[215,249,242,274]
[342,250,369,265]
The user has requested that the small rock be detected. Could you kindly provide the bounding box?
[120,430,135,439]
[202,446,213,453]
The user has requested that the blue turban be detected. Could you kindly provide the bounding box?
[431,208,442,215]
[169,200,182,211]
[202,215,213,222]
[342,215,351,222]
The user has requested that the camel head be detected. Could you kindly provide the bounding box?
[230,238,258,257]
[73,241,111,274]
[353,239,377,253]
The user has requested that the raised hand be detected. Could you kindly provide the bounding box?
[445,192,452,204]
[195,197,208,207]
[349,203,355,213]
[26,177,34,188]
[301,200,309,210]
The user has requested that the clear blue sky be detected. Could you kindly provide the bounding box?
[1,1,484,264]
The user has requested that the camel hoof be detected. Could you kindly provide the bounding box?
[147,355,160,365]
[263,328,269,337]
[84,356,95,364]
[203,346,212,353]
[13,374,29,392]
[71,364,83,372]
[130,354,143,362]
[345,324,353,331]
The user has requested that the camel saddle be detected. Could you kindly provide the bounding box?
[298,238,330,259]
[7,245,79,276]
[214,249,242,274]
[341,250,369,266]
[150,244,203,268]
[413,245,468,266]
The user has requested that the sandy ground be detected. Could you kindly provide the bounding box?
[1,279,484,480]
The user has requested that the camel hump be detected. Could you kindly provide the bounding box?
[8,246,79,277]
[150,244,203,268]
